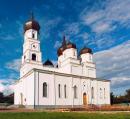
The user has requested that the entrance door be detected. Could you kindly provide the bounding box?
[83,93,87,105]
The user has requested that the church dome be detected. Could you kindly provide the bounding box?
[66,41,76,49]
[24,13,40,33]
[57,46,64,56]
[57,36,67,56]
[43,59,54,67]
[80,47,93,55]
[57,36,77,56]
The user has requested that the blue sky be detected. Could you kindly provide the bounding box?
[0,0,130,95]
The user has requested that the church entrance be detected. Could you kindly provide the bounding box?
[83,93,87,105]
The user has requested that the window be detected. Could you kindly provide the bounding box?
[43,82,47,97]
[91,87,94,99]
[33,45,36,48]
[100,88,102,99]
[24,55,26,60]
[89,55,92,61]
[32,53,36,61]
[32,32,35,38]
[74,85,77,98]
[64,53,66,58]
[104,88,105,99]
[73,51,75,56]
[64,85,67,98]
[58,84,61,98]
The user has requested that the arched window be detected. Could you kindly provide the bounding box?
[64,85,67,98]
[104,88,105,99]
[73,51,75,56]
[43,82,47,97]
[91,87,94,99]
[100,88,102,99]
[32,32,35,38]
[24,55,26,59]
[64,53,66,58]
[32,53,36,61]
[74,85,77,98]
[58,84,61,98]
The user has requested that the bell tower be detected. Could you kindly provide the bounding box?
[20,13,42,77]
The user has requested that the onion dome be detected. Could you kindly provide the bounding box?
[57,46,64,56]
[43,59,54,67]
[57,36,77,56]
[57,36,67,56]
[24,12,40,33]
[66,41,76,49]
[80,47,93,55]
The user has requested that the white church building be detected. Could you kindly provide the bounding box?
[14,15,110,109]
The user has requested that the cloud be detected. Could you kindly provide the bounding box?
[5,59,21,72]
[94,40,130,94]
[54,40,61,49]
[77,32,89,40]
[80,0,130,34]
[61,22,80,37]
[42,17,62,38]
[0,79,14,95]
[111,77,130,89]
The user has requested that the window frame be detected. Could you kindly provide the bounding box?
[43,82,47,97]
[64,85,67,98]
[32,53,36,61]
[58,84,61,98]
[74,85,77,99]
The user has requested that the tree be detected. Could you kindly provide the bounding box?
[0,92,4,103]
[110,92,114,105]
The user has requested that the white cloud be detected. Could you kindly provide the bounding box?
[0,34,17,41]
[5,59,21,72]
[42,17,61,38]
[54,40,61,49]
[77,32,89,40]
[94,40,130,94]
[0,82,5,92]
[0,79,14,95]
[80,0,130,34]
[62,22,80,37]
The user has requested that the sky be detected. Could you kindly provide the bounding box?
[0,0,130,95]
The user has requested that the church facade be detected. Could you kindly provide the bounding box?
[14,15,110,109]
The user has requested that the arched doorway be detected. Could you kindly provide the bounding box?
[83,93,87,105]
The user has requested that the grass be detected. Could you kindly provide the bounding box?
[0,112,130,119]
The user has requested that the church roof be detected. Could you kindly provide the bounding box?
[43,59,54,67]
[57,36,66,56]
[24,12,40,33]
[66,41,76,49]
[79,47,93,55]
[57,36,76,56]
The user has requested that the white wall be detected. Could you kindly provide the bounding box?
[63,48,77,60]
[14,71,35,107]
[35,72,55,106]
[80,53,93,63]
[33,70,110,107]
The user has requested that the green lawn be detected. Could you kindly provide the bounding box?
[0,112,130,119]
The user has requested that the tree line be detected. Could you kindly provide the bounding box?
[0,92,14,104]
[111,89,130,105]
[0,89,130,105]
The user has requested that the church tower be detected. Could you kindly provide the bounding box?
[20,13,42,77]
[79,47,96,78]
